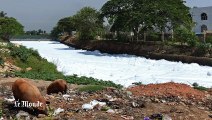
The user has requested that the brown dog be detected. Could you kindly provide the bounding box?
[47,79,67,94]
[12,79,47,114]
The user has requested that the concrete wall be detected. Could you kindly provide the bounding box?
[190,6,212,34]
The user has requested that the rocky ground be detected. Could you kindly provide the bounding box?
[1,78,212,120]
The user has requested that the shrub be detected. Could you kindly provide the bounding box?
[78,85,105,93]
[117,33,130,42]
[194,43,211,56]
[206,36,212,44]
[9,45,31,62]
[64,75,123,89]
[174,27,198,47]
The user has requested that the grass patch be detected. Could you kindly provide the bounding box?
[192,82,208,91]
[64,75,122,89]
[78,85,105,93]
[193,86,208,91]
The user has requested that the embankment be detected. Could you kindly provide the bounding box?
[60,38,212,66]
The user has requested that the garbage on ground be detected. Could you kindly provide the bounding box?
[53,108,64,116]
[82,100,106,110]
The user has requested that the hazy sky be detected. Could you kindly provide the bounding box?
[0,0,211,33]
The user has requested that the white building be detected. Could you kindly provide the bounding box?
[190,6,212,34]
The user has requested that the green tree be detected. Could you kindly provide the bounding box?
[0,17,24,42]
[51,17,76,38]
[101,0,193,41]
[72,7,103,40]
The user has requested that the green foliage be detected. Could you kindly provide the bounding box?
[78,85,105,93]
[64,75,123,89]
[10,46,31,62]
[15,71,63,81]
[101,0,193,39]
[117,33,130,42]
[72,7,103,40]
[195,43,211,56]
[0,17,24,42]
[192,82,208,91]
[8,44,41,62]
[174,27,198,47]
[206,36,212,44]
[51,7,103,40]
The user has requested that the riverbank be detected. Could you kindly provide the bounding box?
[60,37,212,66]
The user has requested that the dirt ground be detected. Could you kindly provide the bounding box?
[1,78,212,120]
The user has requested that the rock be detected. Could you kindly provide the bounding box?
[106,109,115,114]
[163,114,172,120]
[53,108,64,116]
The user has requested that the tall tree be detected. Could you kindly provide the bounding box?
[72,7,103,40]
[101,0,193,41]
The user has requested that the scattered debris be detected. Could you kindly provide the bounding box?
[53,108,64,116]
[82,100,106,110]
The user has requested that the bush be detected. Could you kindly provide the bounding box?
[78,85,105,93]
[174,27,198,47]
[195,43,211,56]
[206,36,212,44]
[64,75,123,89]
[8,44,33,62]
[117,33,131,42]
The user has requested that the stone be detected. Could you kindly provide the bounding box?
[163,114,172,120]
[106,109,115,114]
